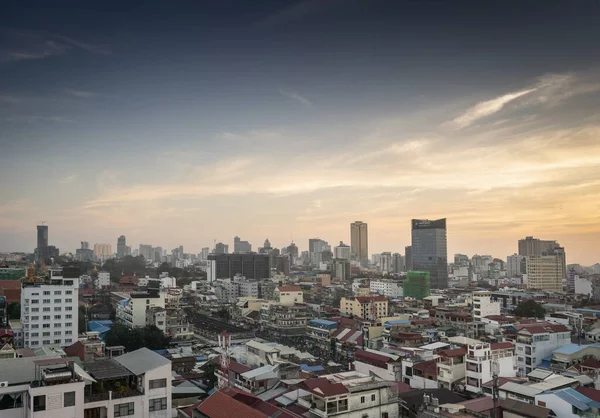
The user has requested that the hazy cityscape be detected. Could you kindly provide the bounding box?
[1,1,600,418]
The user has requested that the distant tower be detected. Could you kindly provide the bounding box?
[218,331,231,388]
[350,221,368,266]
[117,235,127,258]
[36,224,49,261]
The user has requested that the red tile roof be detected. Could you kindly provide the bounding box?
[277,286,302,292]
[196,389,270,418]
[484,315,511,322]
[356,295,388,303]
[438,348,466,358]
[491,342,514,351]
[354,349,393,368]
[397,382,412,393]
[459,397,494,413]
[302,377,349,397]
[576,387,600,403]
[579,358,600,370]
[215,357,251,375]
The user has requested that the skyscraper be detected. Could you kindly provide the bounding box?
[405,246,412,271]
[518,236,566,281]
[234,236,252,253]
[334,242,351,260]
[411,218,448,289]
[93,243,112,260]
[350,221,368,266]
[117,235,127,258]
[36,224,49,260]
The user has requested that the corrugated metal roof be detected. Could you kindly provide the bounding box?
[115,347,171,375]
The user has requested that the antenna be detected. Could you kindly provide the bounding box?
[37,221,46,226]
[218,331,231,388]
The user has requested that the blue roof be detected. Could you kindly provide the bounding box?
[119,298,129,306]
[308,319,338,328]
[299,364,325,372]
[385,320,411,325]
[553,343,600,355]
[552,388,600,411]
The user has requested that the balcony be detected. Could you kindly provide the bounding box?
[82,359,144,404]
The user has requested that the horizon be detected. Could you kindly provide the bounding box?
[1,1,600,265]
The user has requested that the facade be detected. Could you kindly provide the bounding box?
[95,271,111,288]
[260,302,309,336]
[403,271,431,300]
[117,235,127,258]
[115,290,166,329]
[206,253,270,281]
[437,348,466,390]
[507,254,526,277]
[334,242,351,260]
[370,279,403,298]
[405,246,412,271]
[526,255,564,292]
[274,285,303,305]
[340,296,388,320]
[0,347,171,418]
[333,259,351,281]
[472,291,501,321]
[350,221,369,266]
[380,252,392,273]
[392,253,405,273]
[519,236,567,281]
[515,323,570,376]
[21,267,79,348]
[465,342,517,395]
[411,218,448,289]
[93,244,112,261]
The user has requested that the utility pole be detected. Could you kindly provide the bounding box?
[491,358,499,418]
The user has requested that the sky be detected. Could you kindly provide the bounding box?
[1,0,600,265]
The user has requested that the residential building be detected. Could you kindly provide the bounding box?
[507,254,526,277]
[214,242,228,254]
[206,253,270,282]
[380,252,392,274]
[535,387,600,418]
[340,296,388,320]
[21,267,79,348]
[437,347,467,390]
[514,323,571,375]
[519,236,567,281]
[194,386,297,418]
[274,285,303,305]
[116,235,127,258]
[472,290,501,321]
[260,302,309,337]
[392,253,405,273]
[0,347,171,418]
[370,279,403,298]
[334,241,351,260]
[332,259,351,281]
[411,218,448,289]
[465,342,517,395]
[114,290,166,329]
[574,276,593,297]
[526,255,564,292]
[306,319,339,350]
[350,221,369,266]
[95,271,111,289]
[403,271,431,300]
[296,372,400,418]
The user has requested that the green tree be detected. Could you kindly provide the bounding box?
[7,302,21,320]
[104,323,169,352]
[141,325,170,350]
[202,361,219,390]
[514,300,546,319]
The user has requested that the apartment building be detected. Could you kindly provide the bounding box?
[297,371,399,418]
[465,342,517,395]
[526,255,564,292]
[340,296,388,320]
[21,267,79,348]
[0,347,171,418]
[370,279,403,298]
[260,302,310,337]
[274,285,303,305]
[306,319,339,350]
[437,348,467,390]
[472,291,501,321]
[95,271,111,289]
[514,323,571,376]
[115,290,166,329]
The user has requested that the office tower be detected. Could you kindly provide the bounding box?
[233,236,252,253]
[309,238,330,265]
[81,241,89,250]
[334,242,351,260]
[411,218,448,289]
[405,246,412,271]
[380,252,392,273]
[76,242,93,261]
[154,246,163,262]
[206,253,270,282]
[201,247,210,261]
[350,221,368,266]
[260,238,273,254]
[403,271,431,300]
[333,259,351,281]
[117,235,127,258]
[392,253,405,273]
[285,242,299,260]
[139,244,153,260]
[214,242,229,254]
[518,236,566,280]
[36,224,49,260]
[93,243,112,260]
[21,266,79,348]
[526,255,563,292]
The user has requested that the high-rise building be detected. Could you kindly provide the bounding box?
[507,254,526,277]
[309,238,330,265]
[76,241,93,261]
[380,252,392,273]
[93,243,112,260]
[285,242,299,260]
[392,253,405,273]
[233,236,252,253]
[214,242,229,254]
[411,218,448,289]
[334,242,351,260]
[403,271,431,300]
[526,255,563,292]
[405,246,412,271]
[206,253,270,282]
[201,247,210,261]
[81,241,89,250]
[117,235,127,258]
[333,259,351,281]
[518,236,566,281]
[350,221,368,266]
[454,254,469,266]
[36,224,49,260]
[139,244,153,260]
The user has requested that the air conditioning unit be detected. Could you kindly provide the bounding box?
[0,381,8,388]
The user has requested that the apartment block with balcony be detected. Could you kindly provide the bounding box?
[465,342,517,395]
[297,372,399,418]
[21,267,79,349]
[515,323,570,376]
[340,296,388,320]
[0,347,171,418]
[260,302,310,337]
[115,290,165,329]
[472,291,501,321]
[437,348,467,390]
[306,319,339,350]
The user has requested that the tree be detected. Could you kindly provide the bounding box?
[202,361,219,390]
[141,325,170,350]
[104,323,170,352]
[7,302,20,320]
[514,300,546,319]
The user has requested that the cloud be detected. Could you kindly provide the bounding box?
[5,115,74,123]
[279,88,313,107]
[64,88,98,98]
[453,88,536,128]
[59,174,78,184]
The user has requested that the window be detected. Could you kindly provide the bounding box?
[43,340,50,345]
[54,307,62,311]
[43,307,50,312]
[66,314,72,319]
[65,298,72,303]
[32,324,39,329]
[43,332,50,336]
[64,391,75,407]
[65,338,72,343]
[66,307,73,311]
[43,315,50,320]
[31,341,38,346]
[31,332,39,337]
[55,315,61,320]
[33,395,46,411]
[31,316,39,320]
[32,308,39,312]
[361,396,365,403]
[66,290,73,295]
[43,324,50,328]
[149,397,167,411]
[54,323,61,328]
[54,339,61,344]
[371,394,376,401]
[43,299,50,304]
[54,331,61,336]
[114,402,134,417]
[149,378,167,389]
[54,291,62,295]
[43,291,50,296]
[65,322,72,327]
[65,330,72,335]
[54,299,61,303]
[31,299,39,304]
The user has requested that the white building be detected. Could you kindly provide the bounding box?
[334,242,351,260]
[574,276,593,297]
[370,279,403,298]
[465,342,517,395]
[0,347,171,418]
[21,267,79,348]
[507,254,526,277]
[380,252,392,274]
[95,271,111,288]
[206,259,217,282]
[515,323,571,376]
[274,285,303,305]
[116,291,166,329]
[472,290,501,321]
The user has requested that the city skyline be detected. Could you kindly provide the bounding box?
[1,1,600,264]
